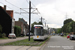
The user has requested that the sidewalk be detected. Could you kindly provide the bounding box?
[0,46,40,50]
[0,36,32,44]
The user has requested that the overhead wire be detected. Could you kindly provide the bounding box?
[30,1,47,24]
[0,2,14,10]
[5,0,29,19]
[25,0,44,23]
[5,0,47,24]
[25,0,41,17]
[5,0,29,13]
[0,2,28,19]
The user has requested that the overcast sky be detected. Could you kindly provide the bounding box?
[1,0,75,28]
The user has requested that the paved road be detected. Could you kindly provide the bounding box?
[40,36,75,50]
[0,36,32,44]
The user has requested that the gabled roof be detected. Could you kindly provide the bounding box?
[0,6,12,19]
[6,10,13,18]
[0,6,14,18]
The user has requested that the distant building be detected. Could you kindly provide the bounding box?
[15,18,29,36]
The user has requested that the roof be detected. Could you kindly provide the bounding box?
[0,6,13,18]
[0,6,12,19]
[34,25,43,27]
[6,10,13,18]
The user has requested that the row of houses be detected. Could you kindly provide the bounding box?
[0,5,29,37]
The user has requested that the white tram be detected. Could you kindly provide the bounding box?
[33,25,48,40]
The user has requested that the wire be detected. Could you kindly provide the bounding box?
[5,0,47,24]
[5,0,29,13]
[0,2,12,10]
[31,2,36,8]
[26,0,29,3]
[26,0,40,14]
[0,2,28,19]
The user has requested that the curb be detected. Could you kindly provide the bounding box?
[38,36,51,50]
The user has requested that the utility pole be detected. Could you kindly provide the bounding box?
[45,22,46,27]
[66,13,68,19]
[29,0,31,41]
[15,0,40,41]
[40,17,45,24]
[41,17,42,23]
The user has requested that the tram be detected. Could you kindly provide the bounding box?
[33,25,48,40]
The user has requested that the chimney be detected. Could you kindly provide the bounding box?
[4,5,6,11]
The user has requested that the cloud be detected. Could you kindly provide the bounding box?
[1,0,75,28]
[36,0,75,28]
[47,24,61,28]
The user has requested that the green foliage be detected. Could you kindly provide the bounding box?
[0,25,2,33]
[2,33,6,38]
[14,25,21,37]
[64,18,73,25]
[38,22,43,25]
[62,18,75,33]
[0,33,2,38]
[1,37,50,46]
[56,28,62,33]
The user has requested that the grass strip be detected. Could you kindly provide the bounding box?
[0,36,50,46]
[0,37,8,39]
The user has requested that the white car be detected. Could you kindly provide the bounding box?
[8,33,16,39]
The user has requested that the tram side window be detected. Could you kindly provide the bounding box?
[43,29,47,35]
[41,29,44,36]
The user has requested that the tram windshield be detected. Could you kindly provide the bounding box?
[34,26,43,36]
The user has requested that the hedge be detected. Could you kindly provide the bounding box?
[14,25,21,37]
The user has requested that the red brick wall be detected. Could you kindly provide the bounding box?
[6,10,13,18]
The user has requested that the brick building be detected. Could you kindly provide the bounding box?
[15,18,29,36]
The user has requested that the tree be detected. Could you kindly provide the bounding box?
[70,21,75,32]
[38,22,43,25]
[64,18,73,25]
[62,23,70,33]
[62,19,75,33]
[56,28,62,33]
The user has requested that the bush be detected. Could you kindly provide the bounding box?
[0,25,2,33]
[14,26,21,37]
[0,33,2,38]
[2,33,6,38]
[0,25,2,38]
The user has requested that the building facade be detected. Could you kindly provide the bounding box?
[15,18,29,36]
[0,6,12,37]
[0,5,15,37]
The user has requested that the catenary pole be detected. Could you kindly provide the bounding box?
[29,0,31,41]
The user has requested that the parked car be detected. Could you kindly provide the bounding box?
[26,32,33,36]
[21,34,24,37]
[70,34,75,40]
[60,33,64,36]
[8,33,16,39]
[67,35,70,39]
